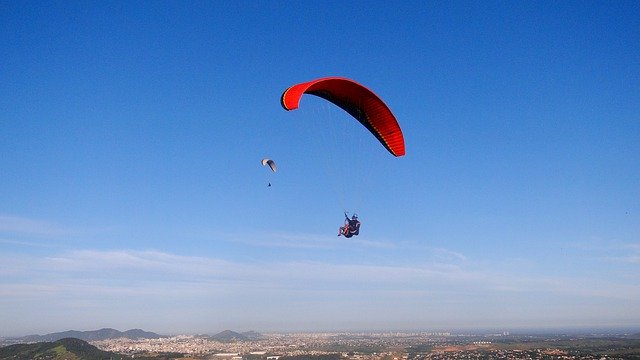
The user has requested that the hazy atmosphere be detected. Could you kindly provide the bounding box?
[1,1,639,337]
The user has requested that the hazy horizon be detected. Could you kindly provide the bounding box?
[5,325,640,339]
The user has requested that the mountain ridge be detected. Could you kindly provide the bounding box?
[19,328,163,342]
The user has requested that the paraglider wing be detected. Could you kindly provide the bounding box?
[261,158,277,172]
[281,77,405,157]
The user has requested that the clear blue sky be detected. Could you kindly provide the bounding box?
[1,1,639,336]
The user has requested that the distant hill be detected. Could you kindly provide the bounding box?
[210,330,262,342]
[122,329,162,339]
[0,337,123,360]
[20,328,163,342]
[212,330,247,342]
[242,331,263,340]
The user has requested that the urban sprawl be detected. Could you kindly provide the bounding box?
[90,331,632,360]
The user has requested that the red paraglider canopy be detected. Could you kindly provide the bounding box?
[281,77,405,157]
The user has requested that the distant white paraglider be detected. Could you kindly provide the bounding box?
[261,158,277,187]
[261,158,277,173]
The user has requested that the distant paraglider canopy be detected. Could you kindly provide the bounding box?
[261,158,276,187]
[261,158,277,172]
[281,77,405,157]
